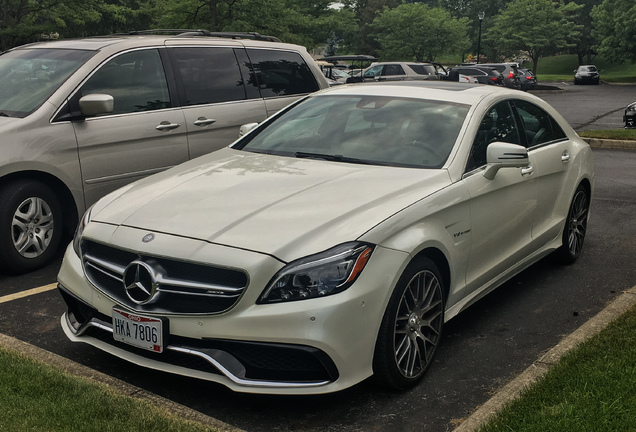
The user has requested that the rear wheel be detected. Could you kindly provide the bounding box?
[373,257,445,390]
[0,180,63,274]
[555,184,589,264]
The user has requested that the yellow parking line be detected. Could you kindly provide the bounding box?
[0,283,58,304]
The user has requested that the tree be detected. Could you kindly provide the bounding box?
[591,0,636,63]
[569,0,604,65]
[371,3,470,62]
[484,0,582,74]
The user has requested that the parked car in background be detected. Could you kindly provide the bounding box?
[518,67,538,91]
[624,101,636,128]
[469,63,522,89]
[58,81,593,395]
[363,62,443,81]
[574,65,600,85]
[0,30,329,274]
[445,66,504,86]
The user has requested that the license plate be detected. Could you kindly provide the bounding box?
[112,308,164,353]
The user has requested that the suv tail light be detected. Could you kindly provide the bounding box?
[508,71,515,79]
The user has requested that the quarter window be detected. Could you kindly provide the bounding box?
[246,49,320,97]
[81,49,171,115]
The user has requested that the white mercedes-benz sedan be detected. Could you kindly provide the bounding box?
[58,81,594,395]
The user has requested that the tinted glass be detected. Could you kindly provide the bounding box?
[81,49,170,115]
[246,49,320,97]
[513,100,567,147]
[240,95,469,168]
[409,64,436,75]
[0,48,95,117]
[468,101,521,171]
[169,47,246,105]
[383,64,405,76]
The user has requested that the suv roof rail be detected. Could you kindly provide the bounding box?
[111,29,281,42]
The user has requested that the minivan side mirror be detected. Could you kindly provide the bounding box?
[79,94,114,116]
[483,142,530,180]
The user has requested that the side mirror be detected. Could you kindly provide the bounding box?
[483,142,529,180]
[79,94,114,116]
[239,122,259,137]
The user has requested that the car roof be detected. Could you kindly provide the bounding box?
[10,31,298,53]
[314,80,517,105]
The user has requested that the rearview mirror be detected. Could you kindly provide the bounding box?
[483,142,529,180]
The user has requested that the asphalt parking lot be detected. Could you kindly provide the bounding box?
[1,82,635,432]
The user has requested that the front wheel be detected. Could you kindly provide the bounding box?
[373,257,445,390]
[0,180,63,274]
[555,185,589,264]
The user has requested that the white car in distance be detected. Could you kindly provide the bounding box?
[58,81,594,395]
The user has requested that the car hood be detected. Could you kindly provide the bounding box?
[92,148,452,262]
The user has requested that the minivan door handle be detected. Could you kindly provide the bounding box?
[193,117,217,127]
[155,121,181,131]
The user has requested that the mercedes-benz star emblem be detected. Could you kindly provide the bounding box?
[123,260,159,304]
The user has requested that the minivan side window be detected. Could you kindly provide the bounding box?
[81,49,171,115]
[168,47,247,105]
[246,49,320,97]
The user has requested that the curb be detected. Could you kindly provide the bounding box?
[0,332,245,432]
[452,285,636,432]
[581,137,636,150]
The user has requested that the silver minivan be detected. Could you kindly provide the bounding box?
[0,31,329,274]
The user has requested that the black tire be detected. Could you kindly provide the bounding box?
[0,180,63,274]
[373,256,445,390]
[555,184,589,264]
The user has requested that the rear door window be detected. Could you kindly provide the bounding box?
[246,49,320,97]
[168,47,247,105]
[513,100,567,147]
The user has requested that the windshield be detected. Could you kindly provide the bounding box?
[239,95,469,168]
[0,48,95,117]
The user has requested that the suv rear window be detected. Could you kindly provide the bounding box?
[409,64,436,75]
[246,49,320,97]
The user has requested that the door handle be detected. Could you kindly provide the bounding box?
[155,121,181,131]
[521,165,534,176]
[561,151,570,163]
[193,117,217,127]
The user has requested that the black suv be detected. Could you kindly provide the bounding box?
[445,66,504,86]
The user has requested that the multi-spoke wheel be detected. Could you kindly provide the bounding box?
[0,180,63,274]
[374,257,445,390]
[555,184,589,264]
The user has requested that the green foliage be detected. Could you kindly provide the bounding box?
[591,0,636,63]
[484,0,583,74]
[371,3,470,62]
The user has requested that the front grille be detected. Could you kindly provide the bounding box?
[81,240,248,314]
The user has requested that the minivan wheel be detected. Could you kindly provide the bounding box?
[555,185,589,264]
[373,257,445,390]
[0,180,63,274]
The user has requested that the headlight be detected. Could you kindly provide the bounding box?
[258,242,374,304]
[72,205,94,256]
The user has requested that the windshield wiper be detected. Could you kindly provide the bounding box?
[294,152,383,165]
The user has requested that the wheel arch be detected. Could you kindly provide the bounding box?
[411,247,451,300]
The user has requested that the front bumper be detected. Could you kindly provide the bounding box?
[57,230,408,394]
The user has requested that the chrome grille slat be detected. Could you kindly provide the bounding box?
[81,240,248,314]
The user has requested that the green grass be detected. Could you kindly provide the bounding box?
[479,305,636,432]
[579,129,636,140]
[529,54,636,83]
[0,347,217,432]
